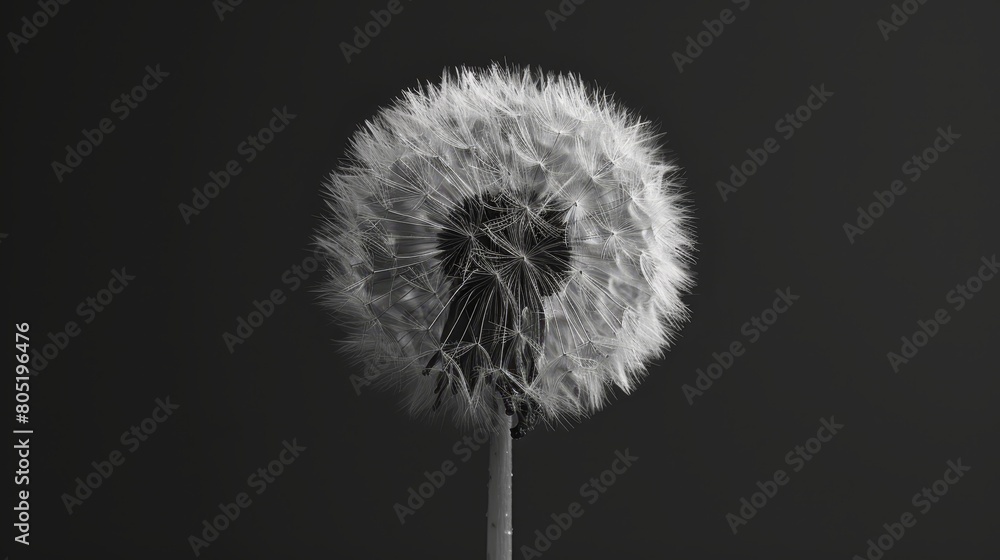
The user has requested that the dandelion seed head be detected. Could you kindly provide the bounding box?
[316,65,695,436]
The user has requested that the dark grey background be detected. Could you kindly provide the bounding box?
[3,1,998,558]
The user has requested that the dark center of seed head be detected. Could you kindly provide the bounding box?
[428,190,572,437]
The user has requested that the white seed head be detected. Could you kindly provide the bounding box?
[316,65,695,436]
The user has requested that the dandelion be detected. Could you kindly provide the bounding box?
[315,65,695,559]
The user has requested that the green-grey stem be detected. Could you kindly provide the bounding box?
[487,414,513,560]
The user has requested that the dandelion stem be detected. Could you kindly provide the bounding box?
[487,413,513,560]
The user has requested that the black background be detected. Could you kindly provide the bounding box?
[3,1,998,558]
